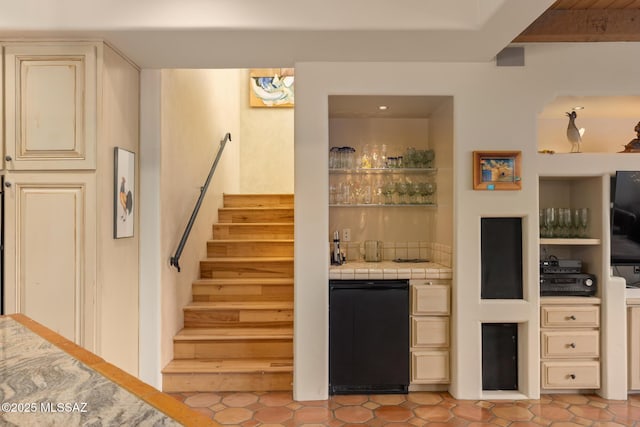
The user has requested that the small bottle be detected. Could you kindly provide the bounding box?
[360,144,371,169]
[381,144,388,168]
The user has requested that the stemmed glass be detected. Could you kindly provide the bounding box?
[578,208,589,238]
[419,182,436,204]
[395,180,408,204]
[382,179,396,205]
[406,180,418,204]
[544,208,557,238]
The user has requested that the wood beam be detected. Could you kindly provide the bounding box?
[514,9,640,42]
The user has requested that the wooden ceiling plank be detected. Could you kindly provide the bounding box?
[514,9,640,42]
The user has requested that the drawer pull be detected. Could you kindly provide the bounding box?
[569,374,576,380]
[568,315,577,320]
[569,342,576,349]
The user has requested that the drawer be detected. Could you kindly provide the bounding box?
[541,361,600,389]
[541,330,599,358]
[541,305,599,328]
[411,316,449,348]
[411,350,449,384]
[411,284,450,315]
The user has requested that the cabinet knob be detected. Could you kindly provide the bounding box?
[569,342,576,348]
[5,155,12,162]
[569,374,576,380]
[4,181,11,188]
[568,315,576,320]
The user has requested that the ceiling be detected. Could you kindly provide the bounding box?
[0,1,636,68]
[514,0,640,42]
[0,0,554,68]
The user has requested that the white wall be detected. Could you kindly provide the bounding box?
[158,69,241,375]
[239,69,294,194]
[293,43,640,401]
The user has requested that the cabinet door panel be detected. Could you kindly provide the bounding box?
[411,350,449,384]
[411,316,449,347]
[411,284,450,315]
[541,305,599,328]
[541,330,599,358]
[541,361,600,389]
[4,43,97,170]
[629,307,640,389]
[3,173,96,350]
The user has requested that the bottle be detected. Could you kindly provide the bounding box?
[331,231,343,265]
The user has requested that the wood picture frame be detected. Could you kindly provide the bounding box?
[473,151,522,191]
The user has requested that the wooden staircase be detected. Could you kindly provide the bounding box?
[162,194,294,392]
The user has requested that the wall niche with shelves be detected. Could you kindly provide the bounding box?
[539,176,606,283]
[328,95,453,246]
[538,96,640,154]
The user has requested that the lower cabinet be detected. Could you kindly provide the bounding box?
[540,297,601,390]
[410,279,450,384]
[628,305,640,390]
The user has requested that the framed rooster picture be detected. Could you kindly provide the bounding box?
[114,147,135,238]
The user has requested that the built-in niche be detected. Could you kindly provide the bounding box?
[482,323,518,391]
[481,217,523,299]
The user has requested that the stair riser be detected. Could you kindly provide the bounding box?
[193,285,293,302]
[163,372,293,393]
[224,194,294,208]
[213,224,294,240]
[207,241,293,257]
[218,209,294,224]
[200,261,293,279]
[174,340,292,359]
[184,309,293,328]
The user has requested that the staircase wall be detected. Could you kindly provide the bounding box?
[143,69,242,387]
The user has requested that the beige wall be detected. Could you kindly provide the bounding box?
[97,45,141,374]
[159,69,241,371]
[239,69,294,194]
[293,43,640,401]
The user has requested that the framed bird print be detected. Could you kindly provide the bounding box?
[114,147,135,238]
[473,151,522,191]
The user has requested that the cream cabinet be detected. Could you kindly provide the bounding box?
[3,173,97,347]
[628,304,640,390]
[540,297,601,390]
[1,41,139,363]
[410,279,450,384]
[3,42,97,170]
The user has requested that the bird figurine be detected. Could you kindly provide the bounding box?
[566,111,585,153]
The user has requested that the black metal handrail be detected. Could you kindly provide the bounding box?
[170,133,231,272]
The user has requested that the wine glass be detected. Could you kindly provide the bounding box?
[544,207,557,238]
[395,180,408,204]
[382,179,396,204]
[578,208,589,238]
[406,180,418,204]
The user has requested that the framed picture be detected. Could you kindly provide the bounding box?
[114,147,135,238]
[473,151,522,190]
[249,68,294,107]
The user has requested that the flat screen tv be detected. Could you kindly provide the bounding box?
[611,171,640,266]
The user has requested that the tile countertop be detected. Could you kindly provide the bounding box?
[329,260,452,280]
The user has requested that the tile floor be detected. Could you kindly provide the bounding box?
[168,391,640,426]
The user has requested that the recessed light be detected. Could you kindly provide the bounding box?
[378,105,388,111]
[572,106,584,111]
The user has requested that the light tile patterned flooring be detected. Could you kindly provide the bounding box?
[168,391,640,426]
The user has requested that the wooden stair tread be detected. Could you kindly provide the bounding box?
[175,327,293,341]
[203,256,293,262]
[185,301,293,310]
[193,278,294,285]
[213,222,293,226]
[209,239,294,243]
[163,358,294,374]
[219,207,293,211]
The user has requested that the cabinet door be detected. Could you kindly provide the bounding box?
[4,43,97,170]
[3,173,96,350]
[411,283,450,315]
[411,316,449,347]
[411,350,450,384]
[629,307,640,389]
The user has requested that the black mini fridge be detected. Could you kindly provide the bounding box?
[329,279,409,394]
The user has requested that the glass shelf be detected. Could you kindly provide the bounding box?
[329,203,437,208]
[539,238,601,245]
[329,167,437,174]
